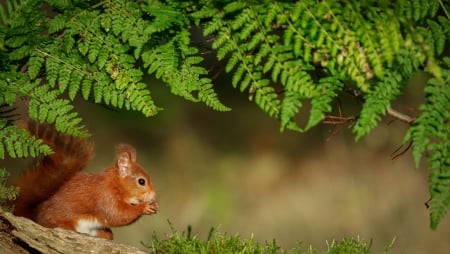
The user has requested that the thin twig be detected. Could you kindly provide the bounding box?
[390,140,413,161]
[425,196,432,209]
[387,107,415,124]
[323,99,357,140]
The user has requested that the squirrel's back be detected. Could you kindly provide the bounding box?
[13,121,94,219]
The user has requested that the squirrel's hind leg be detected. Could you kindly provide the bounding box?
[96,228,113,240]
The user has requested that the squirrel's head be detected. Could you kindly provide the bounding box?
[114,144,158,210]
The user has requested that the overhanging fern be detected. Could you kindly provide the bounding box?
[0,118,52,159]
[406,57,450,229]
[1,0,450,229]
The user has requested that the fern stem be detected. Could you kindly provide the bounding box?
[224,21,279,114]
[285,16,308,44]
[34,48,90,76]
[302,3,336,46]
[439,0,450,20]
[250,5,287,81]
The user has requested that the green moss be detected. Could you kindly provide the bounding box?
[144,225,394,254]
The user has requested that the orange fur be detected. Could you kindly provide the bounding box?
[13,121,158,240]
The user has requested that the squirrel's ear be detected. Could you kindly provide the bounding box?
[117,152,131,177]
[116,144,137,177]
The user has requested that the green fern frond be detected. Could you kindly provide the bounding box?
[209,4,284,116]
[191,4,220,26]
[428,160,450,230]
[28,4,163,117]
[45,0,73,11]
[202,13,223,36]
[0,119,52,159]
[122,82,161,116]
[396,0,440,21]
[197,83,229,112]
[427,20,446,56]
[47,14,67,34]
[27,52,45,79]
[375,14,401,66]
[253,83,281,118]
[4,76,88,137]
[207,0,409,128]
[0,168,18,211]
[353,72,404,140]
[0,71,24,105]
[2,0,450,230]
[406,57,450,229]
[280,91,302,132]
[44,54,60,87]
[142,0,184,34]
[306,77,343,130]
[68,71,83,100]
[142,26,229,111]
[0,0,45,63]
[0,0,37,28]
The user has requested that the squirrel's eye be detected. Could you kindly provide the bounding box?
[138,178,146,186]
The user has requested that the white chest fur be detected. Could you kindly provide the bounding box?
[75,218,104,237]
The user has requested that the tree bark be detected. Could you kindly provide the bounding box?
[0,210,148,254]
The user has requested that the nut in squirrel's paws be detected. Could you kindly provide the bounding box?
[144,201,159,215]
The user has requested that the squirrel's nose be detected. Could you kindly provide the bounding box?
[145,192,157,203]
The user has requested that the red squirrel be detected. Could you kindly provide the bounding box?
[13,121,159,240]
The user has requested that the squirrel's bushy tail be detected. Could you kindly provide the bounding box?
[13,121,94,219]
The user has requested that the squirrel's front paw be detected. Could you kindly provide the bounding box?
[143,201,159,215]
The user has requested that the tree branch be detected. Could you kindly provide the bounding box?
[0,210,149,254]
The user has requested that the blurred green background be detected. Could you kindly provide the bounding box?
[3,75,450,253]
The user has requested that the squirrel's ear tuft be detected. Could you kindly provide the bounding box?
[116,144,137,161]
[115,144,137,177]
